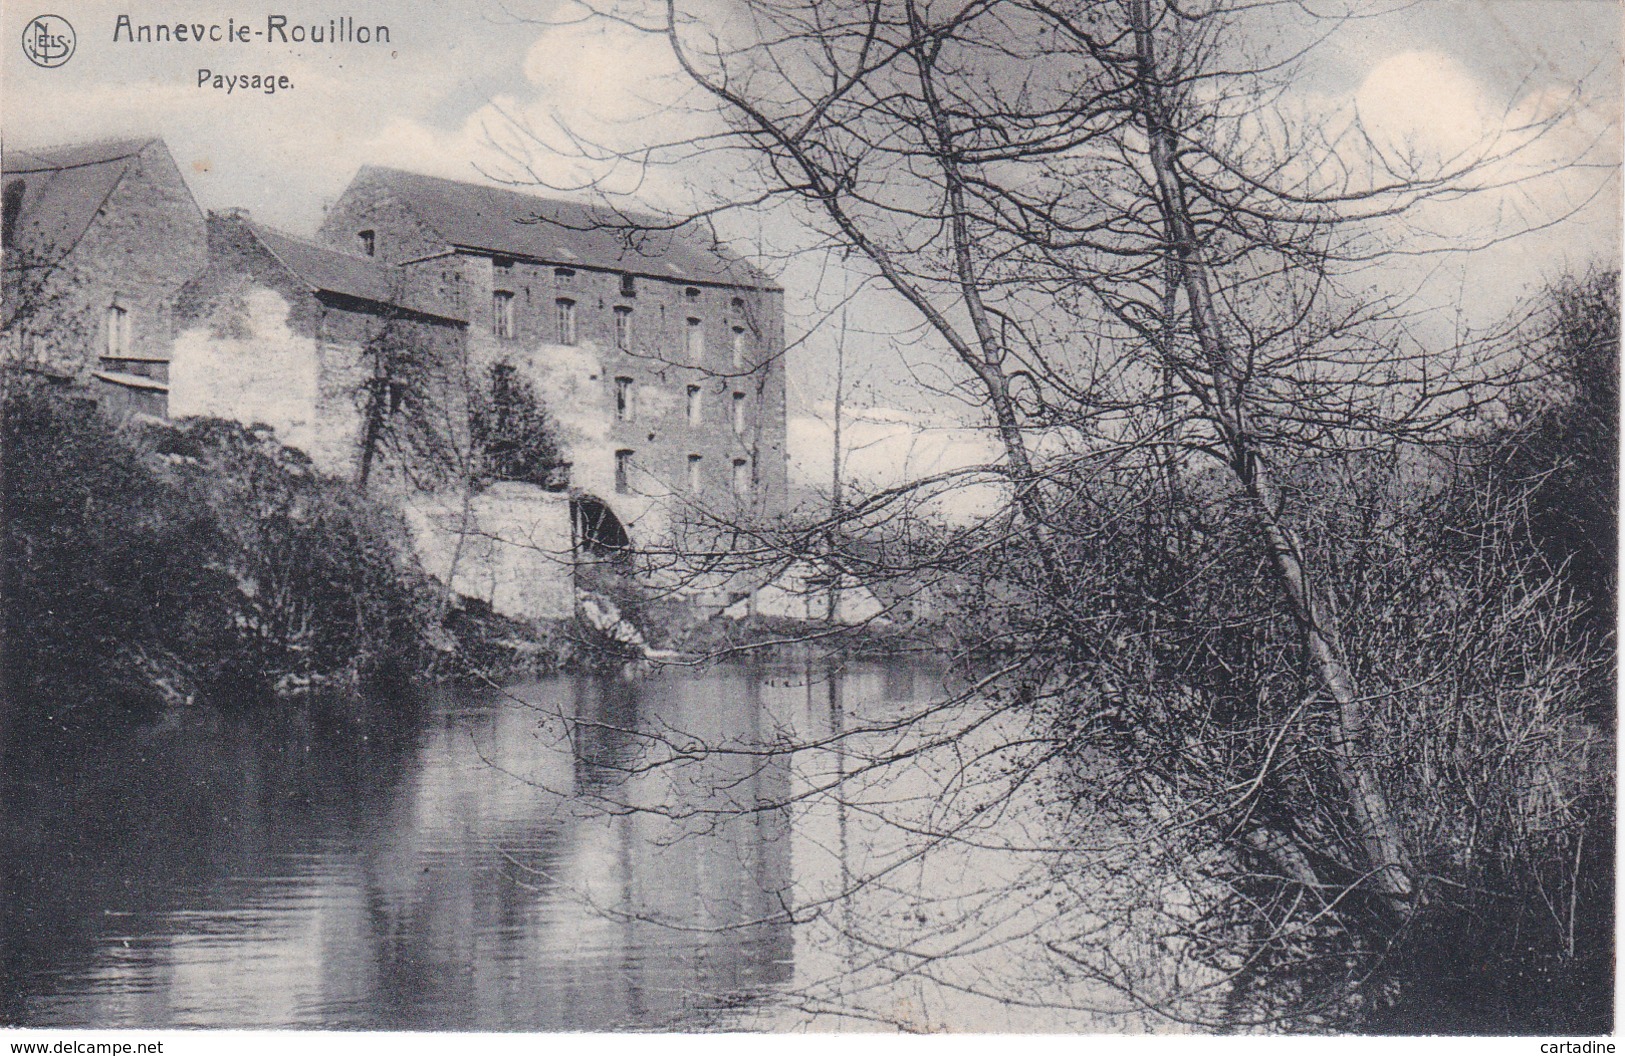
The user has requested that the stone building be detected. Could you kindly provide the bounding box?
[316,166,790,545]
[1,138,208,416]
[4,140,791,621]
[170,211,466,480]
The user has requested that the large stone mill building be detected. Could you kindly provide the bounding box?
[2,138,790,619]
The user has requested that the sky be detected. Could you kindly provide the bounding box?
[3,0,1619,506]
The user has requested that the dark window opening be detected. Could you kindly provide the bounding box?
[614,306,632,349]
[620,273,637,298]
[614,449,635,494]
[358,229,375,257]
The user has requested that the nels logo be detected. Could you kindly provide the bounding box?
[21,14,75,68]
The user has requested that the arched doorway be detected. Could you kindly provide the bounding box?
[570,493,632,566]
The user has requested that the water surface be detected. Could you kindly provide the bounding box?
[3,662,1134,1031]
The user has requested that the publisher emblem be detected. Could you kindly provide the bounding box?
[21,15,75,68]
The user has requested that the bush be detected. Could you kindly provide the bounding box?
[978,439,1611,1029]
[2,377,445,712]
[470,362,566,489]
[2,377,234,710]
[153,416,441,694]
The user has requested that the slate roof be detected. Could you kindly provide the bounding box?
[356,166,779,290]
[2,138,158,265]
[243,220,465,323]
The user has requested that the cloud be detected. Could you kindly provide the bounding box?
[2,4,712,229]
[1268,47,1622,328]
[1354,51,1498,163]
[788,406,1010,524]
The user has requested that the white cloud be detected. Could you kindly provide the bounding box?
[788,406,1010,524]
[1354,51,1499,163]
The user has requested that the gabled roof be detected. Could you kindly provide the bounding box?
[2,138,159,265]
[243,219,465,323]
[354,166,779,290]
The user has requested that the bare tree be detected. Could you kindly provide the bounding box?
[480,0,1613,1027]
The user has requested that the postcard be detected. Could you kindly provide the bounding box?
[2,0,1619,1046]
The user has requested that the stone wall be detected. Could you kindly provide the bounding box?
[316,171,449,266]
[172,216,467,480]
[170,285,326,458]
[404,484,577,621]
[3,141,206,383]
[442,250,790,550]
[314,173,791,544]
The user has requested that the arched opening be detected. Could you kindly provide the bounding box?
[571,494,632,561]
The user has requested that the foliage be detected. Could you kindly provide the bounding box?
[2,376,235,710]
[993,431,1612,1030]
[469,362,566,489]
[1490,270,1620,636]
[152,415,441,694]
[1,376,567,714]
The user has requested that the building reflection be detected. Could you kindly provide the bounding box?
[3,667,797,1030]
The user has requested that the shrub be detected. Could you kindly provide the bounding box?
[2,376,444,712]
[469,363,566,489]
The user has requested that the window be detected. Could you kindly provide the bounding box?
[620,272,637,298]
[492,291,515,338]
[105,305,130,357]
[556,298,577,345]
[687,454,703,493]
[686,384,702,425]
[731,296,745,312]
[555,267,575,286]
[615,376,635,422]
[731,325,747,368]
[615,449,635,494]
[732,458,751,497]
[494,256,515,272]
[614,306,633,350]
[686,317,703,363]
[684,286,701,300]
[2,179,23,249]
[732,391,746,434]
[357,229,375,257]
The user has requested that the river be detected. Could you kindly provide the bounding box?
[2,661,1155,1032]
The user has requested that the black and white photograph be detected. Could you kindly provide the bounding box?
[0,0,1618,1041]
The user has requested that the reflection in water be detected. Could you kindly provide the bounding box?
[4,661,1140,1032]
[2,666,800,1030]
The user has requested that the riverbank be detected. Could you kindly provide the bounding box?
[1,379,572,715]
[1,380,925,717]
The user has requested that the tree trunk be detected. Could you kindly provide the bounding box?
[1129,0,1412,916]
